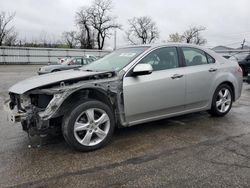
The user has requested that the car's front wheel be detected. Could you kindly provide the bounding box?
[208,84,233,117]
[62,100,115,151]
[52,69,60,72]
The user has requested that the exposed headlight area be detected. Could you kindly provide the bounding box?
[8,92,54,112]
[30,94,53,109]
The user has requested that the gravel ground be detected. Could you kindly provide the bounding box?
[0,65,250,188]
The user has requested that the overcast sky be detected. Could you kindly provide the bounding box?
[1,0,250,49]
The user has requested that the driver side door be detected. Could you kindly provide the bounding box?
[123,47,186,125]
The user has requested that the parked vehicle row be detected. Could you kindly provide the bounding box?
[247,73,250,84]
[229,52,250,76]
[4,44,243,151]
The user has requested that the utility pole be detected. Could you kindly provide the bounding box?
[241,38,246,49]
[114,30,117,50]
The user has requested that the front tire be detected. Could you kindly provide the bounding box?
[62,100,115,151]
[208,84,233,117]
[52,69,60,72]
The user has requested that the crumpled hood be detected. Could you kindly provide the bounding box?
[9,69,107,94]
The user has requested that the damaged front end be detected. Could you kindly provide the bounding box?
[4,70,127,139]
[5,91,61,136]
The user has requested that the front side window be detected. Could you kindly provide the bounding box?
[63,58,81,65]
[75,58,82,65]
[182,47,209,66]
[139,47,179,71]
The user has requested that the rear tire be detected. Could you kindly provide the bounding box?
[208,84,233,117]
[62,100,115,152]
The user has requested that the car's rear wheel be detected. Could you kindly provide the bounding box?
[62,100,115,151]
[208,84,233,117]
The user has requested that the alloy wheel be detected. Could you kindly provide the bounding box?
[216,88,232,113]
[73,108,110,146]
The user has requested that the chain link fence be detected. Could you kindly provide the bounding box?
[1,46,249,65]
[0,46,111,65]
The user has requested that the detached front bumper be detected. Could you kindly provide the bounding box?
[3,100,27,123]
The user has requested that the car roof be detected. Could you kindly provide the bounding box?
[119,43,225,64]
[119,43,209,50]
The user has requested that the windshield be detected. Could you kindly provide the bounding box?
[229,53,250,61]
[81,47,149,72]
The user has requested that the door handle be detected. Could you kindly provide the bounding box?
[171,74,184,79]
[209,68,217,72]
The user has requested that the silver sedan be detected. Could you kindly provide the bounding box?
[5,43,243,151]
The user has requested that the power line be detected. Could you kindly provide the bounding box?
[224,41,242,46]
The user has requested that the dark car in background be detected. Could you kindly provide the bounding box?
[38,57,95,75]
[229,52,250,76]
[246,73,250,84]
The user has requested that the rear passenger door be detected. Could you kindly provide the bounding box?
[180,47,217,109]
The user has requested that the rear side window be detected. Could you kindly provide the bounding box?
[182,47,209,66]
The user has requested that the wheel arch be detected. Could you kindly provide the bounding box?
[216,81,235,101]
[52,69,60,72]
[55,87,116,119]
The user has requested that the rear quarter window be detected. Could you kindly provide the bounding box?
[206,54,215,64]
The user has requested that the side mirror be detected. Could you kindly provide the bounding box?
[133,64,153,76]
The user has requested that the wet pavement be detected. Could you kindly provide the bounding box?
[0,65,250,188]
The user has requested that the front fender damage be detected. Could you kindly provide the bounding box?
[18,71,127,140]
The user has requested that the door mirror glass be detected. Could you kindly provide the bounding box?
[133,64,153,76]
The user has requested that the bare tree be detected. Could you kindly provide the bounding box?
[0,11,17,46]
[62,31,77,48]
[75,7,94,49]
[168,32,183,43]
[182,26,207,45]
[168,26,207,45]
[126,16,159,45]
[88,0,120,49]
[39,31,50,47]
[75,29,93,49]
[4,31,18,46]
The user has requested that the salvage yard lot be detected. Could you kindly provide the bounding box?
[0,65,250,187]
